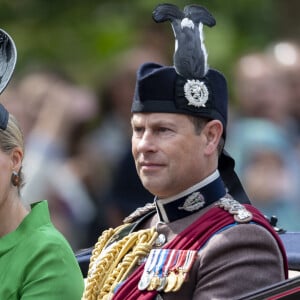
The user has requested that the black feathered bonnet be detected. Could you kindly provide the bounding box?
[132,4,228,134]
[131,3,250,204]
[132,64,228,137]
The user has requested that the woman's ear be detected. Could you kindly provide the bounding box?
[202,120,223,155]
[10,147,23,172]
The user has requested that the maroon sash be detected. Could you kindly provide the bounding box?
[112,204,288,300]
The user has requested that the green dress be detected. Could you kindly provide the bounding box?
[0,200,84,300]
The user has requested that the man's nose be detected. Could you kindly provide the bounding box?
[136,130,156,153]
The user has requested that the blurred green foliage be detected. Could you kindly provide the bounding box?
[0,0,299,91]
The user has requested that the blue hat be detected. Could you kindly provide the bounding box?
[0,28,17,130]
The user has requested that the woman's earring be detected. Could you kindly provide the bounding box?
[11,171,20,187]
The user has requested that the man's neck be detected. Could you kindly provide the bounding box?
[155,170,226,223]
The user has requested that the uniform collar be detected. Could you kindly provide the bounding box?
[155,170,226,223]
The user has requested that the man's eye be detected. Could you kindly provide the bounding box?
[158,127,170,133]
[133,127,143,133]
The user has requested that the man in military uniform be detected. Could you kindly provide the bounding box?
[82,3,287,300]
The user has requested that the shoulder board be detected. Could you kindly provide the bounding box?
[123,202,156,224]
[216,196,253,223]
[106,207,156,247]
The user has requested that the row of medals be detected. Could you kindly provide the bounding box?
[138,248,197,293]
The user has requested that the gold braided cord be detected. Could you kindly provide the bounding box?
[82,224,158,300]
[82,224,130,300]
[89,224,129,266]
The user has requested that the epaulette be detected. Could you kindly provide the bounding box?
[216,195,253,223]
[123,202,156,224]
[105,205,156,249]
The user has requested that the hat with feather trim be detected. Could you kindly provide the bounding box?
[132,4,228,137]
[132,63,228,136]
[131,3,250,204]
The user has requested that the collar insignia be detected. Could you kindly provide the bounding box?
[178,192,205,212]
[184,79,209,108]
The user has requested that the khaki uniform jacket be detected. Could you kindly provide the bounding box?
[138,203,285,300]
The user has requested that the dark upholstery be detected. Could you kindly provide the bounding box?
[280,232,300,271]
[76,248,92,277]
[238,276,300,300]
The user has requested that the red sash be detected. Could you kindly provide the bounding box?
[112,204,288,300]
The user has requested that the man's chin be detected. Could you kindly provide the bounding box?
[140,179,165,196]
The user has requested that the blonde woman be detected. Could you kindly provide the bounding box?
[0,104,84,299]
[0,28,84,300]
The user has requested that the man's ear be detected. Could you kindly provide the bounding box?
[202,120,223,155]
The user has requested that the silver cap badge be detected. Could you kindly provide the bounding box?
[184,79,209,108]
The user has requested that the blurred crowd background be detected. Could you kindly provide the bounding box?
[1,0,300,251]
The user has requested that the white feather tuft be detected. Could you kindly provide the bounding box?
[181,18,194,29]
[198,23,208,75]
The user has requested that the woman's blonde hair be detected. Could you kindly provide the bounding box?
[0,113,25,188]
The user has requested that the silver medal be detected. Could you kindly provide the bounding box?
[154,233,167,247]
[138,272,151,291]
